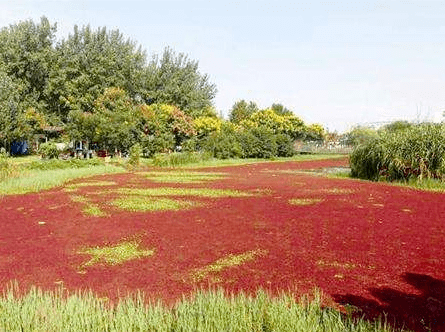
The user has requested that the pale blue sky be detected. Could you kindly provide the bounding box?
[1,0,445,132]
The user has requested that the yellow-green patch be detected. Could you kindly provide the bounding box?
[320,188,355,194]
[139,171,227,183]
[70,195,89,203]
[190,249,268,282]
[78,241,155,268]
[66,181,117,189]
[112,187,253,198]
[316,259,356,270]
[289,198,323,206]
[111,196,200,212]
[83,203,108,217]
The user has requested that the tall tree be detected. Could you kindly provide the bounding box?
[143,47,217,117]
[270,103,292,115]
[229,100,259,123]
[46,25,147,120]
[0,16,56,115]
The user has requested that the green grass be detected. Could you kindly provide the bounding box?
[113,187,253,198]
[111,197,200,212]
[0,286,398,332]
[139,171,227,183]
[191,249,268,282]
[0,165,125,196]
[78,240,155,268]
[147,153,346,169]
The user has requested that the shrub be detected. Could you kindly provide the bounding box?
[275,133,295,157]
[151,151,212,167]
[38,142,59,159]
[240,127,277,159]
[0,151,11,181]
[128,143,141,168]
[141,132,175,157]
[203,125,242,159]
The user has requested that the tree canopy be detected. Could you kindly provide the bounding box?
[0,17,217,143]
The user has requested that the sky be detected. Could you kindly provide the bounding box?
[1,0,445,133]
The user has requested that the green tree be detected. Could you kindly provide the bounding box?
[143,47,217,117]
[46,25,147,120]
[0,16,56,115]
[270,103,292,115]
[229,100,259,124]
[67,87,142,154]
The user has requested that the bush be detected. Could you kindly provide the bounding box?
[275,133,295,157]
[203,126,242,159]
[0,151,11,181]
[128,143,141,168]
[141,132,175,157]
[151,151,212,167]
[38,142,59,159]
[350,123,445,181]
[26,158,103,171]
[240,127,277,159]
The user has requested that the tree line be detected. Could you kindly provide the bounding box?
[0,17,324,158]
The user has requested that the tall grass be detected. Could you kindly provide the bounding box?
[0,286,397,332]
[350,123,445,181]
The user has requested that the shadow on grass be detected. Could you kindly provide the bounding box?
[333,273,445,332]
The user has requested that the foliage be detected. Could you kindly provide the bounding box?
[305,123,326,142]
[239,126,278,159]
[202,122,243,159]
[143,47,217,116]
[350,123,445,181]
[0,151,11,181]
[27,158,103,170]
[68,87,142,153]
[229,99,259,123]
[151,151,212,167]
[193,116,222,138]
[0,286,396,332]
[38,142,59,159]
[241,109,306,140]
[140,103,196,155]
[345,126,379,147]
[46,25,146,119]
[275,133,295,157]
[128,143,142,169]
[0,17,56,117]
[270,103,292,115]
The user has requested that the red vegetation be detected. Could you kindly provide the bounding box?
[0,157,444,331]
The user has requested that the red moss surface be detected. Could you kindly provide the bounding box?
[1,157,445,331]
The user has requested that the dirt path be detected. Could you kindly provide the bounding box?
[1,157,444,331]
